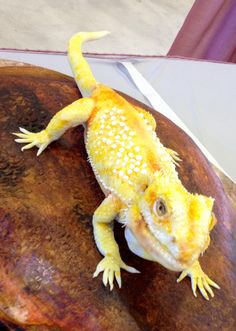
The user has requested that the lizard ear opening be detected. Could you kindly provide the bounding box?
[143,184,148,192]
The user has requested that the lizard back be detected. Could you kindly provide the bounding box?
[86,85,176,203]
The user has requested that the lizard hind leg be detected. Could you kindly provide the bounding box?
[165,148,182,166]
[13,97,94,156]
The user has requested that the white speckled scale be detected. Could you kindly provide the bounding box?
[86,105,176,202]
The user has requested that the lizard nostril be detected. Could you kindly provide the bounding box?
[171,236,176,243]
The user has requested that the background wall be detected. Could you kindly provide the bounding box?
[0,0,194,54]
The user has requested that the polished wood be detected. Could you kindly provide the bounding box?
[0,63,235,331]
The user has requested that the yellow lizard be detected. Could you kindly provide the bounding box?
[14,31,219,300]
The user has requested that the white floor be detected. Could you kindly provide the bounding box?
[0,0,194,55]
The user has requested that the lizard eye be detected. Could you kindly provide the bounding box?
[153,198,167,217]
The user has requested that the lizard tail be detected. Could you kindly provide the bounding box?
[68,31,110,96]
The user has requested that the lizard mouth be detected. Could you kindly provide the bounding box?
[128,203,189,271]
[140,211,187,271]
[139,204,204,269]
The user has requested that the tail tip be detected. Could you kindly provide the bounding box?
[69,30,110,44]
[98,30,111,37]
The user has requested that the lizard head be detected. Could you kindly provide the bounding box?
[130,172,216,271]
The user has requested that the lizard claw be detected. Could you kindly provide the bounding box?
[13,128,50,156]
[93,254,139,290]
[166,147,182,166]
[177,261,220,300]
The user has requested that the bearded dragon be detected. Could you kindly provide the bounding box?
[14,31,219,300]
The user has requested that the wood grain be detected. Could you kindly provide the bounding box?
[0,64,235,331]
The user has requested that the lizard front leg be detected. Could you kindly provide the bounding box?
[177,260,220,300]
[93,194,139,290]
[13,97,94,155]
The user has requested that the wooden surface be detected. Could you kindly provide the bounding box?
[0,62,235,331]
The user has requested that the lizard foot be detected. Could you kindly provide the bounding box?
[166,147,182,166]
[177,260,220,300]
[13,128,50,156]
[93,254,140,290]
